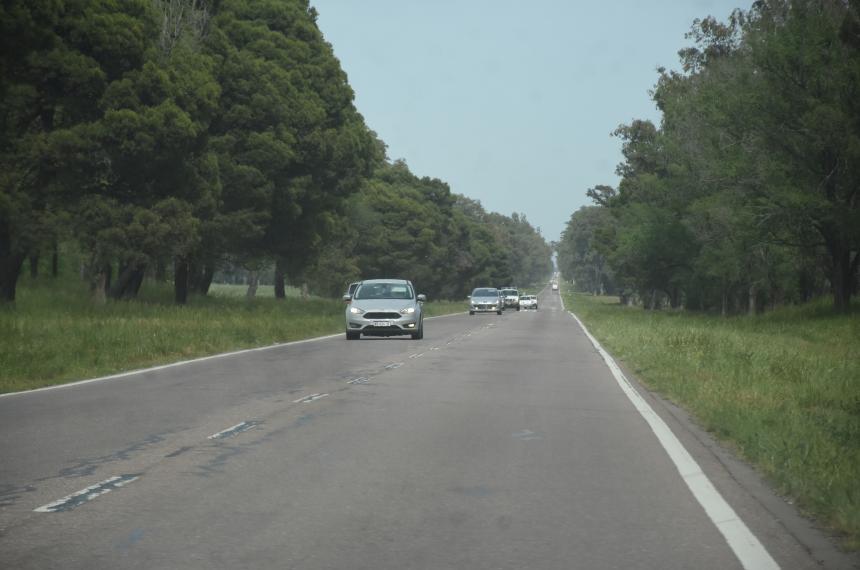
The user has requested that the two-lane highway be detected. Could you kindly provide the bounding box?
[0,290,837,568]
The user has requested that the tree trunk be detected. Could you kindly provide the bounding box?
[832,247,853,313]
[51,243,58,278]
[91,269,107,305]
[748,284,757,316]
[110,264,137,299]
[721,289,728,317]
[246,271,258,299]
[128,267,145,298]
[0,251,25,302]
[29,253,39,278]
[199,264,214,295]
[274,258,286,300]
[301,282,309,301]
[174,258,189,305]
[103,263,113,295]
[155,259,167,282]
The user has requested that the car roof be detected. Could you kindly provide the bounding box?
[359,278,410,285]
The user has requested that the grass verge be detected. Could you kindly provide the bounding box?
[0,278,465,395]
[562,288,860,549]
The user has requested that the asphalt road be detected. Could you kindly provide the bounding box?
[0,290,853,569]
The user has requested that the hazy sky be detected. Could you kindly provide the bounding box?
[312,0,744,242]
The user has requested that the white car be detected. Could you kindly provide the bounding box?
[519,295,538,310]
[344,279,426,340]
[551,283,559,292]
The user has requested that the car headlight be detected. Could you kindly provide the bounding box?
[400,307,415,315]
[349,306,364,315]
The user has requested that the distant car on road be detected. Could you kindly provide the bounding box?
[469,287,503,315]
[344,279,426,340]
[519,295,538,310]
[500,287,520,310]
[551,282,559,292]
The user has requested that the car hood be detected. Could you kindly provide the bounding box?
[350,299,418,312]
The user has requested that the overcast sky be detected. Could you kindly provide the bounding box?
[312,0,745,242]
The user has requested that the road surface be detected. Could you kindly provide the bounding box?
[0,289,851,569]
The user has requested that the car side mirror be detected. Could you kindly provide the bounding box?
[417,294,426,302]
[342,294,351,303]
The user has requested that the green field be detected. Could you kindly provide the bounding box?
[562,288,860,549]
[0,278,465,395]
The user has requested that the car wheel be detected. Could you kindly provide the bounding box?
[516,306,520,311]
[497,310,502,315]
[469,311,474,316]
[346,331,359,340]
[411,321,424,340]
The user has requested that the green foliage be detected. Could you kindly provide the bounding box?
[564,0,860,313]
[2,0,550,307]
[301,159,552,300]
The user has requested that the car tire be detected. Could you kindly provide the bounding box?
[346,331,359,340]
[469,311,474,316]
[516,306,520,311]
[497,310,502,315]
[411,321,424,340]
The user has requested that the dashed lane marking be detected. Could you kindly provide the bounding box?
[208,421,260,440]
[293,393,329,404]
[34,474,140,513]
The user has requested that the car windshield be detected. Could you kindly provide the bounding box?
[472,288,498,297]
[502,289,517,295]
[354,282,414,300]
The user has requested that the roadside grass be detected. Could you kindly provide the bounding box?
[562,288,860,549]
[0,277,465,395]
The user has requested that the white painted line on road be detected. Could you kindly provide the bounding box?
[208,421,259,440]
[34,474,140,513]
[347,377,369,385]
[2,312,472,399]
[384,362,403,370]
[561,295,779,570]
[293,393,329,404]
[409,353,424,359]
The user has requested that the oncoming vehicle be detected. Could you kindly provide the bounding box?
[519,294,538,310]
[500,287,520,310]
[551,282,559,292]
[469,287,503,315]
[343,281,361,303]
[344,279,426,340]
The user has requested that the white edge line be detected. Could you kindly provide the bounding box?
[3,310,469,399]
[559,292,779,570]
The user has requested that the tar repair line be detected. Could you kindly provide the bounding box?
[559,293,779,570]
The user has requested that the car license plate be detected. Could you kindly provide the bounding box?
[372,320,391,327]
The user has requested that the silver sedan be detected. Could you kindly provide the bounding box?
[344,279,426,340]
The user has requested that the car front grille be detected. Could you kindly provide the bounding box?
[363,312,402,320]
